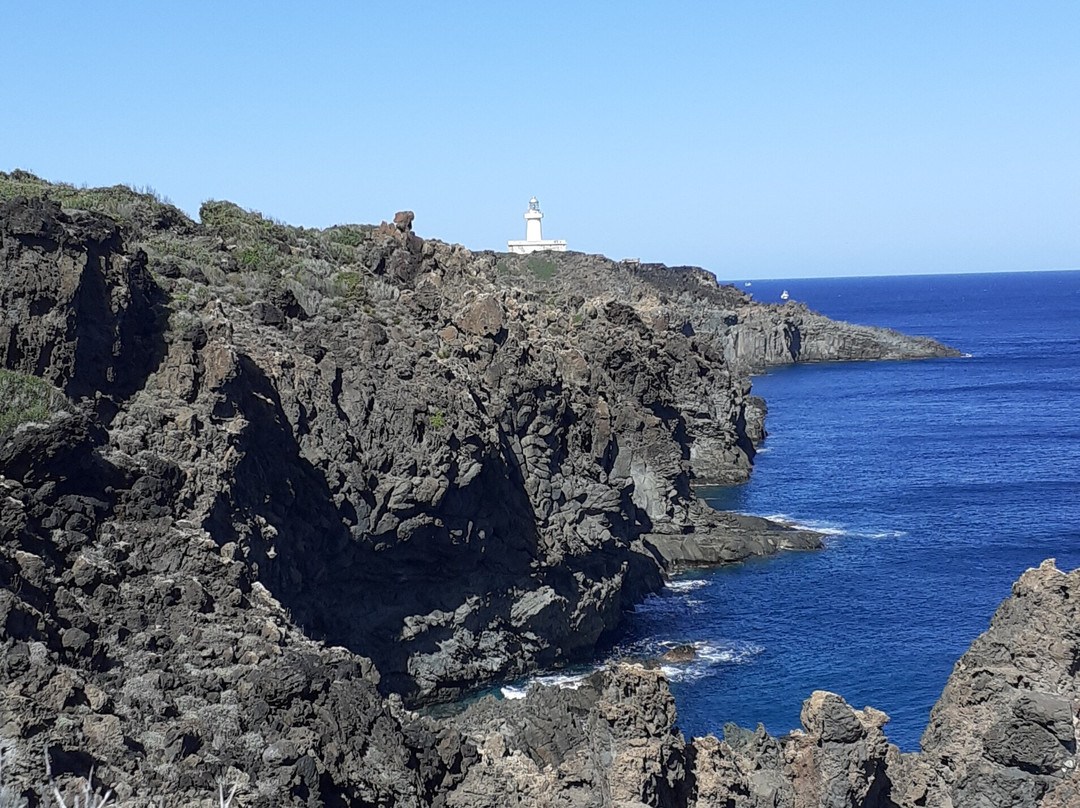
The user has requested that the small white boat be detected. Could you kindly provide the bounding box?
[780,289,790,300]
[744,282,752,287]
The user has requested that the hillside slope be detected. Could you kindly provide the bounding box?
[0,173,958,805]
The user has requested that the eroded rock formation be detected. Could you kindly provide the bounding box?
[0,191,843,710]
[0,176,965,806]
[433,560,1080,808]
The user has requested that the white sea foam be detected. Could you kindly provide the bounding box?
[760,512,792,522]
[659,640,764,682]
[499,670,593,700]
[750,509,910,541]
[863,529,907,539]
[532,672,590,689]
[667,578,709,593]
[793,523,847,536]
[743,511,849,536]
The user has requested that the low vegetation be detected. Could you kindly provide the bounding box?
[0,370,64,434]
[0,170,189,237]
[526,254,557,281]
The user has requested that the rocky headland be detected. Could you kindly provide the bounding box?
[443,559,1080,808]
[0,172,1024,807]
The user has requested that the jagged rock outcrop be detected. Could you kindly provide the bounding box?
[447,663,687,808]
[714,301,962,372]
[443,666,897,808]
[439,560,1080,808]
[893,559,1080,808]
[0,175,962,805]
[689,691,894,808]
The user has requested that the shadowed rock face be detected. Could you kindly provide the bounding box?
[0,181,961,805]
[0,193,841,710]
[0,197,166,413]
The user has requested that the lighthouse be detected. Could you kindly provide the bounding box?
[507,197,567,254]
[524,197,543,241]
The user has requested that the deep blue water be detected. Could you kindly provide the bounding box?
[617,270,1080,752]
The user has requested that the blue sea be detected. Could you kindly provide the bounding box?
[616,270,1080,752]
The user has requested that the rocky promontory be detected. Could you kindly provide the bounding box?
[434,559,1080,808]
[0,172,963,805]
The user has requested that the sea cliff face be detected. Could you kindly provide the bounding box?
[0,175,964,805]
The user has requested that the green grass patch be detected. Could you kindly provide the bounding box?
[0,370,63,433]
[237,243,281,272]
[526,255,557,281]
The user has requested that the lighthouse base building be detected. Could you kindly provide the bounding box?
[507,197,566,254]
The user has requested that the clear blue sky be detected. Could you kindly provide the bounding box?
[3,2,1077,279]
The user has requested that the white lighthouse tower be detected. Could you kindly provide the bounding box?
[507,197,567,254]
[524,197,543,242]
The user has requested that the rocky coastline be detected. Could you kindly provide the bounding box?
[442,559,1080,808]
[6,173,1064,808]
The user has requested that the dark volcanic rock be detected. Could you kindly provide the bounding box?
[689,691,894,808]
[893,559,1080,808]
[449,663,687,807]
[0,190,850,710]
[661,644,697,664]
[716,300,963,372]
[645,510,822,568]
[0,197,165,410]
[0,177,965,805]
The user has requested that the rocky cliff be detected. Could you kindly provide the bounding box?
[430,559,1080,808]
[0,173,961,806]
[716,299,958,372]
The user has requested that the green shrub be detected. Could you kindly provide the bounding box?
[199,199,298,249]
[0,370,63,433]
[237,243,281,272]
[429,411,447,429]
[526,255,557,281]
[327,226,368,247]
[328,242,357,264]
[333,270,365,301]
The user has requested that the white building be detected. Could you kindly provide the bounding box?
[507,197,567,254]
